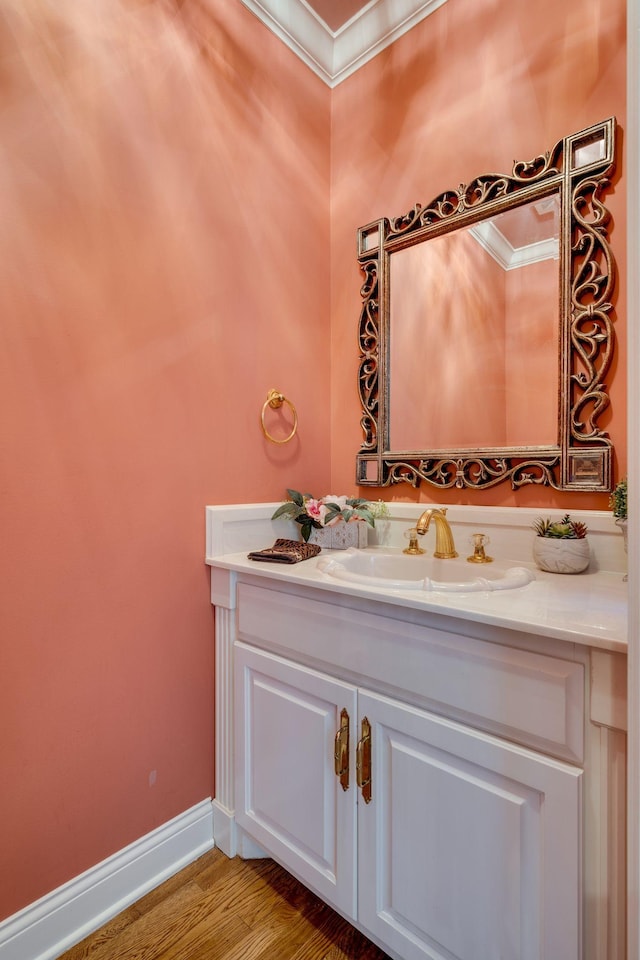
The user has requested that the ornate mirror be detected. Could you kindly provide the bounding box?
[356,117,617,491]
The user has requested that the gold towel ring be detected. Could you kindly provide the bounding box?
[261,389,298,444]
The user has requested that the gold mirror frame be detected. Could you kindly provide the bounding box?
[356,117,617,491]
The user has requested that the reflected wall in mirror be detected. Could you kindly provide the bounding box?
[390,196,560,450]
[356,118,616,492]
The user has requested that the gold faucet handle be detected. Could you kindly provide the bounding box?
[403,528,425,555]
[467,532,493,564]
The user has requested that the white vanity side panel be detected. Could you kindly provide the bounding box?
[590,649,627,731]
[210,566,236,609]
[237,582,584,763]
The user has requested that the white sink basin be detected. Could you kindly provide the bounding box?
[317,548,535,593]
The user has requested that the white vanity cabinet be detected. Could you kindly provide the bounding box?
[227,578,607,960]
[207,503,627,960]
[212,561,625,960]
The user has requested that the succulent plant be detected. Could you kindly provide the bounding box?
[533,514,588,540]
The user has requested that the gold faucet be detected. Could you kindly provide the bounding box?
[415,508,458,559]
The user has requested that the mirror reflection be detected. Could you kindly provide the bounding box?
[389,196,560,450]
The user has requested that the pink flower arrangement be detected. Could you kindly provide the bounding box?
[272,489,377,542]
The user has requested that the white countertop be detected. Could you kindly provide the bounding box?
[206,548,628,654]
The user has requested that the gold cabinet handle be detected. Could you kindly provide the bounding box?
[356,716,372,804]
[334,707,350,791]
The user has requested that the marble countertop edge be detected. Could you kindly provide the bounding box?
[206,550,628,654]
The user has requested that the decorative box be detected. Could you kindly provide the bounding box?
[308,521,368,550]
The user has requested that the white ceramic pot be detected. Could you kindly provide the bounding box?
[532,536,591,574]
[616,517,628,552]
[616,518,628,581]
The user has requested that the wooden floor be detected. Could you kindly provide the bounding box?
[57,847,392,960]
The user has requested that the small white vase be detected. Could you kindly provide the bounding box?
[532,536,591,574]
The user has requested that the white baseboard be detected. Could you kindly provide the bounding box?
[0,799,214,960]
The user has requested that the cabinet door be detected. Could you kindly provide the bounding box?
[234,642,358,918]
[357,690,582,960]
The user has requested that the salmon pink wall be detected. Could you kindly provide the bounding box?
[330,0,627,509]
[504,259,559,446]
[0,0,331,919]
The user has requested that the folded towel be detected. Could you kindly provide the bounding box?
[248,538,321,564]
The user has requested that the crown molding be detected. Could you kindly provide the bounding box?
[239,0,449,87]
[469,221,559,271]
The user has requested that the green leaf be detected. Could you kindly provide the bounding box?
[272,502,299,520]
[300,520,313,542]
[353,507,375,527]
[286,489,304,507]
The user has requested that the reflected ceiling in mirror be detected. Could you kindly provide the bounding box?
[356,118,616,492]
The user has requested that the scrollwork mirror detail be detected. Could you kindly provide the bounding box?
[356,117,616,491]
